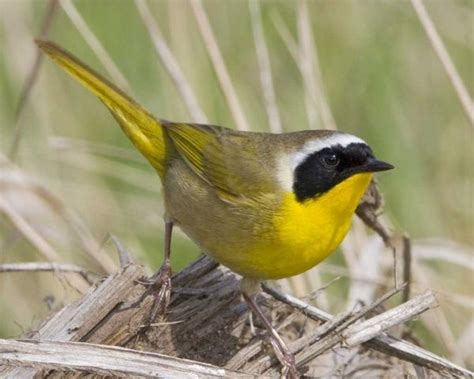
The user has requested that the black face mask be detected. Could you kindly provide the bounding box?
[293,143,393,202]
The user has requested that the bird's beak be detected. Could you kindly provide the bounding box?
[362,158,394,173]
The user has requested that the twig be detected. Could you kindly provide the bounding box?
[246,308,352,374]
[342,290,436,347]
[393,244,399,289]
[355,179,391,244]
[410,0,474,127]
[297,285,406,366]
[0,339,251,378]
[110,234,132,268]
[303,275,341,302]
[0,262,97,285]
[134,0,208,123]
[9,0,59,160]
[337,284,407,331]
[402,234,412,303]
[294,290,436,369]
[32,264,144,342]
[59,0,132,92]
[262,284,472,378]
[0,263,147,378]
[259,284,404,371]
[254,284,429,374]
[190,0,250,131]
[249,0,282,133]
[390,234,413,303]
[355,179,412,299]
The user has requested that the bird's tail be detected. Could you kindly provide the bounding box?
[36,40,168,177]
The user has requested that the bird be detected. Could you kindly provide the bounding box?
[37,40,393,377]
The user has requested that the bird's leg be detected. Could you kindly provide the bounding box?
[241,278,299,378]
[145,221,173,323]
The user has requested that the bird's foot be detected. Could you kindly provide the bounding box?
[241,283,300,378]
[149,262,172,323]
[137,261,172,326]
[269,335,300,379]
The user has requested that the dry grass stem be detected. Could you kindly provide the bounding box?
[272,6,380,310]
[344,228,385,308]
[297,0,336,131]
[410,263,464,365]
[274,5,393,309]
[402,234,412,303]
[110,234,132,268]
[0,339,249,378]
[49,136,145,163]
[304,1,382,307]
[190,0,250,131]
[249,1,282,133]
[0,153,117,273]
[57,153,160,195]
[59,0,132,92]
[356,180,412,300]
[297,0,320,130]
[0,262,97,285]
[134,0,208,123]
[414,239,474,270]
[0,197,91,292]
[342,290,436,346]
[270,11,299,63]
[410,0,474,127]
[9,0,58,160]
[457,321,474,362]
[295,289,436,368]
[271,4,352,305]
[1,2,471,376]
[262,283,471,377]
[2,257,466,377]
[432,307,466,366]
[321,263,388,288]
[0,197,62,263]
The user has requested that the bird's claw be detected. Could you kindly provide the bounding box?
[141,262,172,326]
[270,336,299,378]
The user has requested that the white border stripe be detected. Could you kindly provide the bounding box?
[291,134,366,170]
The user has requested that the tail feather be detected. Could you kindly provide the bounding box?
[36,40,168,177]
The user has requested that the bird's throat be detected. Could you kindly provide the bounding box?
[262,173,373,278]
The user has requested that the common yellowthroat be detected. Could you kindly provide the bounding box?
[37,40,393,377]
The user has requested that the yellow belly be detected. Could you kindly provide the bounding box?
[227,173,373,279]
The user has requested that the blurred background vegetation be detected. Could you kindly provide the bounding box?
[0,0,472,370]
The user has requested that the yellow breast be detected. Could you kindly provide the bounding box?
[236,173,373,279]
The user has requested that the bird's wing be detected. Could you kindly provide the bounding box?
[164,123,276,202]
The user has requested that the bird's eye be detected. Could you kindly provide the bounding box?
[323,154,339,168]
